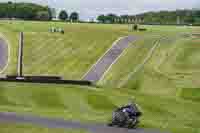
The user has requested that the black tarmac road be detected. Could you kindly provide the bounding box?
[83,36,137,82]
[0,38,8,71]
[0,112,166,133]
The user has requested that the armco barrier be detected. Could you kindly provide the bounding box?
[0,76,93,86]
[6,75,62,80]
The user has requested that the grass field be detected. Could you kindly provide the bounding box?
[0,82,199,133]
[0,123,86,133]
[0,21,200,133]
[0,21,198,78]
[99,27,200,93]
[0,21,130,79]
[99,35,160,88]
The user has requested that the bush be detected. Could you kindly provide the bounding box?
[138,28,147,31]
[36,11,50,21]
[133,24,138,31]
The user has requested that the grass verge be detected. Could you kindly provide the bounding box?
[0,82,199,133]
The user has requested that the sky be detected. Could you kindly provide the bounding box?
[1,0,200,20]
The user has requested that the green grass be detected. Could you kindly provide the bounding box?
[22,25,129,79]
[0,82,199,133]
[180,88,200,102]
[0,123,87,133]
[0,21,200,133]
[0,21,130,79]
[99,35,160,88]
[100,30,200,94]
[87,93,117,111]
[0,21,198,78]
[164,38,200,71]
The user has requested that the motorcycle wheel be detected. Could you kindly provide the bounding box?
[129,118,139,129]
[112,111,127,128]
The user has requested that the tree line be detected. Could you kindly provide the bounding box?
[97,9,200,25]
[1,2,199,25]
[97,14,138,24]
[58,10,79,22]
[138,9,200,25]
[0,2,52,20]
[0,2,79,22]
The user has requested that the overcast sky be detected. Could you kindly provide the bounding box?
[1,0,200,20]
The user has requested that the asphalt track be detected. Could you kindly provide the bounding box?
[83,36,137,82]
[0,112,166,133]
[0,38,8,72]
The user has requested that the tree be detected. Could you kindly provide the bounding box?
[8,1,12,4]
[36,11,50,21]
[133,24,138,31]
[97,14,118,24]
[47,7,54,20]
[7,1,13,18]
[105,14,117,23]
[0,2,52,20]
[120,15,129,24]
[97,14,105,23]
[70,12,79,22]
[59,10,68,21]
[49,8,56,19]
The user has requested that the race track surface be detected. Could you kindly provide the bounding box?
[0,112,166,133]
[83,36,137,82]
[0,38,8,71]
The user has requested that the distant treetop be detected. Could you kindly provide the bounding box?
[96,9,200,25]
[0,2,52,20]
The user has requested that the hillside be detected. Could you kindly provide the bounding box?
[0,21,199,133]
[99,27,200,95]
[0,2,51,20]
[0,21,129,79]
[0,82,199,133]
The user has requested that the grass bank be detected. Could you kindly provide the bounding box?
[0,82,199,133]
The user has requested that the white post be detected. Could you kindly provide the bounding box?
[17,32,23,77]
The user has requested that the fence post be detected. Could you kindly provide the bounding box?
[17,32,23,77]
